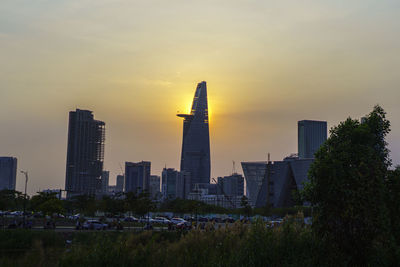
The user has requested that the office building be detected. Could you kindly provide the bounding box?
[125,161,151,194]
[101,171,109,195]
[65,109,105,198]
[217,173,244,198]
[177,81,211,189]
[0,157,17,190]
[116,175,124,192]
[162,168,191,200]
[298,120,327,158]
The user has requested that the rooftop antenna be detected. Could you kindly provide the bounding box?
[232,160,236,175]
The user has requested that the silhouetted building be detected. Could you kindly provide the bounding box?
[162,168,178,200]
[0,157,17,190]
[116,175,124,192]
[242,157,313,208]
[177,81,211,190]
[101,171,109,195]
[65,109,105,198]
[217,174,244,198]
[125,161,151,194]
[176,171,191,199]
[161,168,191,200]
[298,120,327,158]
[149,175,161,199]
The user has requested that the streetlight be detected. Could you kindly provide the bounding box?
[20,171,28,227]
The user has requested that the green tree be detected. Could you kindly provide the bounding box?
[240,196,252,218]
[385,167,400,244]
[100,194,125,216]
[30,192,64,215]
[303,105,391,264]
[0,190,25,211]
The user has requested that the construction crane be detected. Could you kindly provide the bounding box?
[119,162,124,176]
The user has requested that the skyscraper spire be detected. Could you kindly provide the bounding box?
[177,81,211,189]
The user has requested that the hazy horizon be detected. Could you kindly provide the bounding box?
[1,0,400,195]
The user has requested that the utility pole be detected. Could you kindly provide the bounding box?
[20,171,28,227]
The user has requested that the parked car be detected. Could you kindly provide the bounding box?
[82,220,108,230]
[124,216,139,222]
[139,217,154,223]
[170,218,190,226]
[152,217,170,224]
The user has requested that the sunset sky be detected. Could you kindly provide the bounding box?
[1,0,400,195]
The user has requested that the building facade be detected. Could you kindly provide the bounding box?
[177,81,211,190]
[65,109,105,198]
[125,161,151,194]
[0,157,17,190]
[298,120,327,158]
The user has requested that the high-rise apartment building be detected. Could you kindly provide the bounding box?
[298,120,327,158]
[161,168,191,200]
[125,161,151,194]
[116,175,124,192]
[0,157,17,190]
[177,81,211,189]
[65,109,105,198]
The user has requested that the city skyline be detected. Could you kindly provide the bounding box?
[1,1,400,195]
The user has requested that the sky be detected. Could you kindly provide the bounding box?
[1,0,400,195]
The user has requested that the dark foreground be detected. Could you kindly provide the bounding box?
[0,216,399,267]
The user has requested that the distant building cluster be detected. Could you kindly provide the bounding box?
[1,81,328,210]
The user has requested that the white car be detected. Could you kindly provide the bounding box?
[170,218,190,226]
[83,220,108,230]
[152,217,170,224]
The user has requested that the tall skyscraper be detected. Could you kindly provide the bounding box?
[65,109,105,198]
[0,157,17,190]
[125,161,151,194]
[116,175,124,192]
[298,120,327,159]
[177,81,211,189]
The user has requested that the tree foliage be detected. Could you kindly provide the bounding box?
[303,105,391,264]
